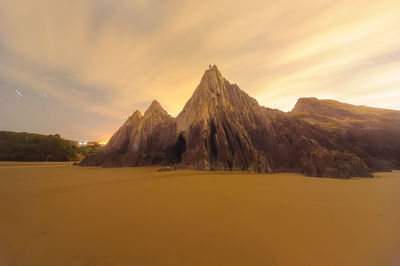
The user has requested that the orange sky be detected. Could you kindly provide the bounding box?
[0,0,399,140]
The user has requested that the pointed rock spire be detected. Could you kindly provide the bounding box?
[149,99,162,108]
[203,65,221,78]
[197,65,226,94]
[123,110,143,127]
[132,110,142,119]
[80,64,400,178]
[144,100,170,118]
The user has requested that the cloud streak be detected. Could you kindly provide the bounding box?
[0,0,399,140]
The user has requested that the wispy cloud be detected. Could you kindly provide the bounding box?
[0,0,399,139]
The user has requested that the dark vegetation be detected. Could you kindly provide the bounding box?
[0,131,80,161]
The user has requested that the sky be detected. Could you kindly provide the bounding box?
[0,0,399,141]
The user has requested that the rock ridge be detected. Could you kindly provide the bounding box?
[80,66,400,178]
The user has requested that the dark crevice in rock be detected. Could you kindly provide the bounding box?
[174,134,187,163]
[118,139,130,155]
[209,120,218,167]
[222,122,235,157]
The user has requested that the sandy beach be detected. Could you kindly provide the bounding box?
[0,162,399,266]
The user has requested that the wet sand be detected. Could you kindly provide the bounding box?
[0,162,399,266]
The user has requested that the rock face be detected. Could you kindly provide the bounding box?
[291,97,400,173]
[82,100,180,167]
[81,66,400,178]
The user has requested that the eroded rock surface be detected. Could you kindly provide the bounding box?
[81,66,400,178]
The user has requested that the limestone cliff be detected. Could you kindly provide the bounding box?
[81,66,400,178]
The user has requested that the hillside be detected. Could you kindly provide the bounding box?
[0,131,80,161]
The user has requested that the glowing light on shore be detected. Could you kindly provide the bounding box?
[99,141,108,146]
[79,140,88,146]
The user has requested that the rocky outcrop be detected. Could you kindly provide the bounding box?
[81,65,400,178]
[292,97,400,173]
[175,66,271,172]
[81,100,181,167]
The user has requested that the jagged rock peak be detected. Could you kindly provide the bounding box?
[144,100,170,117]
[132,110,142,119]
[196,65,227,94]
[80,64,400,178]
[124,110,143,126]
[203,65,221,78]
[148,99,162,109]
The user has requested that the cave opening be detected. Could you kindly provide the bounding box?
[174,134,187,162]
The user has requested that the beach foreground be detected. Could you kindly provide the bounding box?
[0,162,399,266]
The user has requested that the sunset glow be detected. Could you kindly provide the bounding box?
[1,2,400,265]
[0,0,399,140]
